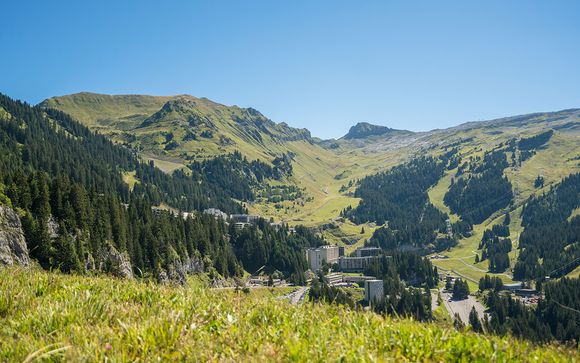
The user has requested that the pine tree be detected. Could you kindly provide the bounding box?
[503,211,511,226]
[32,218,53,269]
[53,223,82,273]
[454,313,464,331]
[469,306,482,333]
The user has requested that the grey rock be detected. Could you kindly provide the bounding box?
[99,245,133,279]
[0,206,30,266]
[180,255,205,274]
[46,216,59,239]
[157,269,169,284]
[160,255,205,285]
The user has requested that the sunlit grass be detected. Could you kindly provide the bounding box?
[0,268,575,361]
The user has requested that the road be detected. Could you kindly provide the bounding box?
[440,291,487,325]
[285,286,310,304]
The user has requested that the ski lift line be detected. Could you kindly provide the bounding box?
[552,300,580,315]
[548,255,580,277]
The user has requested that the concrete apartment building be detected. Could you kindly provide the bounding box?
[322,273,344,286]
[355,247,382,257]
[364,279,384,304]
[230,214,259,224]
[336,246,389,272]
[306,245,340,271]
[339,255,382,272]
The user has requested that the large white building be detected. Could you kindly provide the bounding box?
[364,279,384,304]
[339,255,382,272]
[230,214,260,224]
[355,247,382,257]
[306,245,340,271]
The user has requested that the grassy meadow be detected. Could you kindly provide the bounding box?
[0,267,576,362]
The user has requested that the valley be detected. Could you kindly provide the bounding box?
[4,2,580,360]
[2,90,580,356]
[41,92,580,286]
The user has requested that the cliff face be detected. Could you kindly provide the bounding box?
[0,206,30,266]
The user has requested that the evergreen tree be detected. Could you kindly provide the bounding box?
[452,279,469,300]
[503,211,511,226]
[469,307,482,333]
[454,313,465,331]
[53,223,82,273]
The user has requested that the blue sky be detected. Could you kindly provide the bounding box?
[1,1,579,139]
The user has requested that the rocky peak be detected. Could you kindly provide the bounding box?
[343,122,404,139]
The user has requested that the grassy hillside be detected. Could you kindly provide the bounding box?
[424,114,580,284]
[39,93,405,236]
[40,92,172,131]
[40,93,580,280]
[0,267,574,361]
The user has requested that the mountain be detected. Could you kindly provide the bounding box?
[40,93,312,160]
[342,122,411,139]
[4,89,580,349]
[39,92,371,228]
[40,93,580,229]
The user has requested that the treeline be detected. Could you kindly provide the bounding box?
[134,162,244,213]
[190,151,291,198]
[0,92,314,282]
[0,96,133,200]
[484,278,580,343]
[134,151,294,213]
[230,223,323,284]
[0,93,248,214]
[344,157,454,252]
[479,223,512,273]
[518,130,553,150]
[347,157,445,225]
[3,169,241,279]
[514,173,580,280]
[365,253,438,321]
[478,275,504,292]
[364,253,439,288]
[444,149,513,225]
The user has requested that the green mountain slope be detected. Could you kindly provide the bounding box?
[40,93,580,283]
[39,93,377,230]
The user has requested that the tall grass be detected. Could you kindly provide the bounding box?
[0,267,575,361]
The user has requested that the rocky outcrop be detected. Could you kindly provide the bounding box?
[343,122,399,139]
[0,206,30,266]
[98,245,133,279]
[158,255,205,285]
[46,216,60,239]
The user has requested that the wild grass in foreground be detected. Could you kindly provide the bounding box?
[0,268,576,362]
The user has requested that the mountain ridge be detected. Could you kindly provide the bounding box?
[39,92,580,142]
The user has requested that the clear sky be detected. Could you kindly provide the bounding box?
[1,1,579,139]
